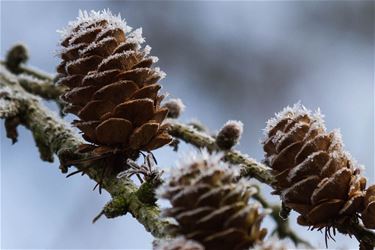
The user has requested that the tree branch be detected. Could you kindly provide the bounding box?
[2,56,374,248]
[0,62,322,247]
[0,64,170,238]
[1,45,66,115]
[1,60,275,184]
[252,187,312,247]
[17,73,66,102]
[168,121,274,184]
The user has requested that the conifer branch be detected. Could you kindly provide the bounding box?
[1,50,375,248]
[17,74,66,103]
[3,60,274,184]
[1,44,66,114]
[252,187,312,248]
[168,121,274,183]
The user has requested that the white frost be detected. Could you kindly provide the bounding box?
[18,73,46,85]
[154,236,204,250]
[127,28,145,44]
[153,67,166,79]
[58,9,132,42]
[264,102,326,136]
[79,36,114,55]
[97,50,134,69]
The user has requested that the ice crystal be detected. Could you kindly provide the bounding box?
[58,9,131,42]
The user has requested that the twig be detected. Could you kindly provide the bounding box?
[336,218,375,249]
[17,74,66,102]
[168,121,274,184]
[1,44,65,114]
[0,64,170,238]
[252,187,312,247]
[17,64,55,82]
[16,74,67,115]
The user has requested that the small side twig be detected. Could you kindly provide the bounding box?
[336,218,375,250]
[1,44,65,115]
[168,121,274,184]
[252,187,312,248]
[17,74,66,102]
[93,195,129,223]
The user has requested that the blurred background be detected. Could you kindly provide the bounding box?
[1,1,374,249]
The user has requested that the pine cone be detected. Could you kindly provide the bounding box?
[158,152,267,250]
[262,104,368,229]
[253,239,288,250]
[154,237,204,250]
[56,10,172,168]
[362,185,375,229]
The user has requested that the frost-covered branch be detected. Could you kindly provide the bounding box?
[252,187,312,248]
[17,73,66,103]
[3,43,54,81]
[2,50,375,248]
[168,121,274,184]
[0,60,317,246]
[0,64,170,238]
[1,45,66,114]
[1,55,275,184]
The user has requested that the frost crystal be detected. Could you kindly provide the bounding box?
[79,37,113,55]
[264,102,326,137]
[97,50,135,68]
[127,28,145,44]
[154,236,204,250]
[58,9,131,42]
[153,67,166,79]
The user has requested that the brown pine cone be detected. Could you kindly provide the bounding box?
[253,239,288,250]
[154,237,204,250]
[362,185,375,229]
[56,10,172,170]
[262,103,370,230]
[158,152,267,250]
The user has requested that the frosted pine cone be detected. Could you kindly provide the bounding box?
[262,103,372,230]
[253,239,288,250]
[154,237,204,250]
[56,10,172,170]
[362,185,375,229]
[158,152,267,250]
